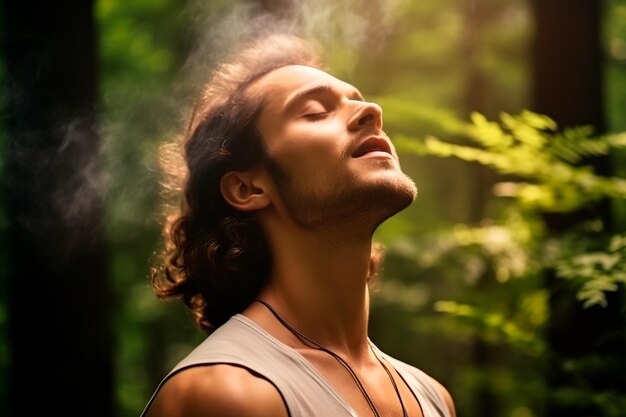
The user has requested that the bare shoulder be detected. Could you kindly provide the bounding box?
[426,374,457,417]
[145,364,289,417]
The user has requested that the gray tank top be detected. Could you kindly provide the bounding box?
[141,314,452,417]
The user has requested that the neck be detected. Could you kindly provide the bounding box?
[251,221,376,360]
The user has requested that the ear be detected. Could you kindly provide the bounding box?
[220,170,270,212]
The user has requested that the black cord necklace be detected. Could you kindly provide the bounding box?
[254,298,409,417]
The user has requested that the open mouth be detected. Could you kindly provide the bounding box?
[352,136,393,158]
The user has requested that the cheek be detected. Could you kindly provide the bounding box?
[271,125,347,171]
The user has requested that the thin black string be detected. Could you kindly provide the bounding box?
[253,298,409,417]
[254,298,380,417]
[370,344,409,417]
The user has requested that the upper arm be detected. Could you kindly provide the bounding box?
[145,364,289,417]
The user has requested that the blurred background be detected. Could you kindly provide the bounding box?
[2,0,626,416]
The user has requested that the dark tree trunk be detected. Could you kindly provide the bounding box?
[4,1,113,416]
[531,1,626,415]
[531,0,605,131]
[460,3,499,416]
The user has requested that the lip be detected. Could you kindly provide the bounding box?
[351,136,393,158]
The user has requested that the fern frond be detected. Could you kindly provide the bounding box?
[548,129,626,164]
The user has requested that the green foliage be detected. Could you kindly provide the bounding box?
[96,1,202,416]
[393,109,626,212]
[373,101,626,416]
[388,107,626,311]
[556,234,626,308]
[434,300,546,357]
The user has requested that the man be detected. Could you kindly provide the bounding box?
[141,34,456,417]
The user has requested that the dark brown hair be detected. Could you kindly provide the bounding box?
[152,34,325,332]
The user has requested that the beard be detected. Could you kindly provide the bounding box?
[264,156,418,232]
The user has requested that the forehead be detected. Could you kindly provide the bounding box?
[250,65,359,113]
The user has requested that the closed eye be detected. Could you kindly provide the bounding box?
[303,112,329,121]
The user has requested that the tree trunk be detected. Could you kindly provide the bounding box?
[4,1,113,416]
[460,2,499,416]
[531,1,626,415]
[531,0,605,131]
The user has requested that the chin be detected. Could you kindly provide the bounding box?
[370,168,417,203]
[344,172,418,230]
[373,176,417,220]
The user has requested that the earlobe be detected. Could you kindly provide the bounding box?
[220,171,270,212]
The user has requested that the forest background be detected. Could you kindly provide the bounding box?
[1,0,626,417]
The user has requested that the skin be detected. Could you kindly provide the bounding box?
[146,65,456,417]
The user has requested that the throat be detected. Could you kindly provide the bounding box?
[259,231,375,348]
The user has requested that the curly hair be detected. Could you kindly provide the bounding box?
[152,34,325,332]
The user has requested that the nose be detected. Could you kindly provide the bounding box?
[348,101,383,131]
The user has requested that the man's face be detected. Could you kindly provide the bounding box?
[252,65,417,231]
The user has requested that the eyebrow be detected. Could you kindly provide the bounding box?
[283,84,364,114]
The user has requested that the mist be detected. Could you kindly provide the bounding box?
[5,0,407,256]
[182,0,404,80]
